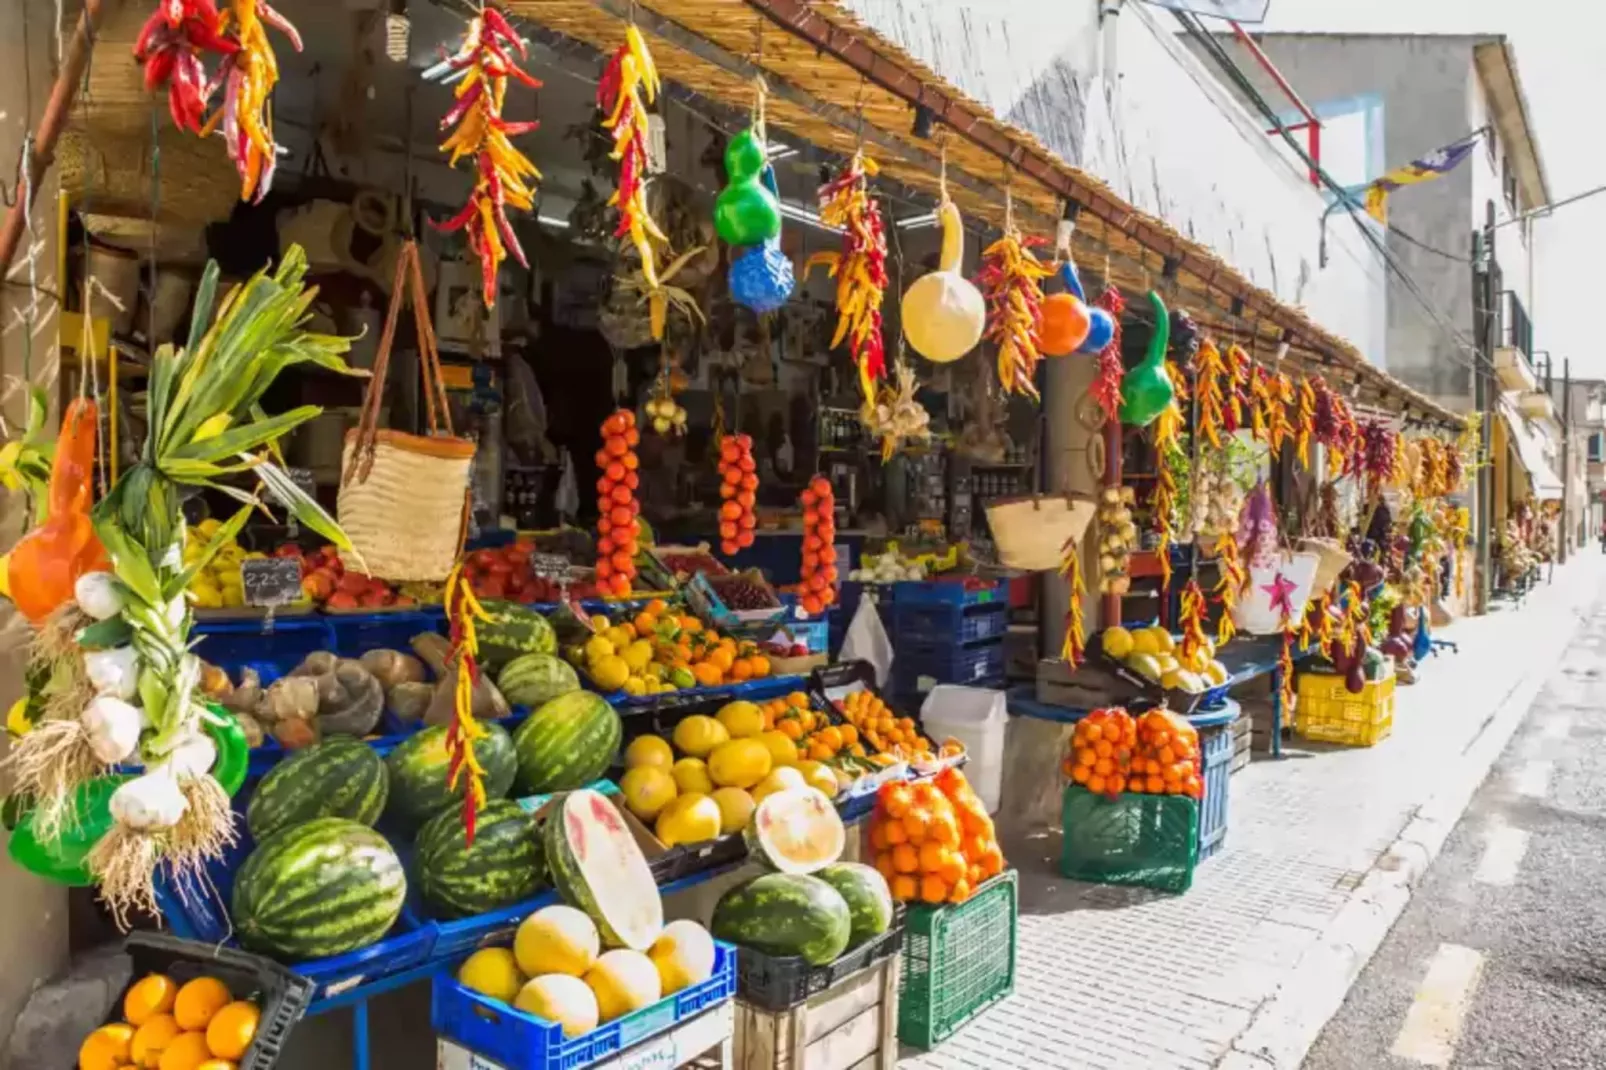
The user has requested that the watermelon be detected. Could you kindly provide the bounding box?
[233,817,406,961]
[815,863,894,949]
[498,653,580,709]
[416,800,547,918]
[246,738,389,842]
[512,692,622,794]
[386,723,517,826]
[711,872,851,966]
[478,601,558,671]
[743,787,845,875]
[544,788,663,951]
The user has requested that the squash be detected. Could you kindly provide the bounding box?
[901,196,985,363]
[1117,291,1175,427]
[1040,260,1093,356]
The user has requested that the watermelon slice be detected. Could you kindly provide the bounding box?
[545,789,664,951]
[743,786,846,875]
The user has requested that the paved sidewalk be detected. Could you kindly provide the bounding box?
[901,557,1605,1070]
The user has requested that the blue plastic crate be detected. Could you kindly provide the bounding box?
[894,603,1008,646]
[591,673,806,711]
[432,941,738,1070]
[1196,704,1236,861]
[892,640,1005,693]
[192,616,337,684]
[892,580,1004,608]
[326,609,446,659]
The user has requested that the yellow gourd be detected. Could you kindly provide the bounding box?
[901,197,985,363]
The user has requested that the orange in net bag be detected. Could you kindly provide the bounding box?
[1128,708,1202,799]
[1060,707,1136,798]
[868,768,1004,906]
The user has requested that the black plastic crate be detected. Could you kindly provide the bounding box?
[733,907,906,1012]
[100,931,315,1070]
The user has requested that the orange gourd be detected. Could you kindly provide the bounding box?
[901,195,985,363]
[1039,261,1093,356]
[8,397,109,622]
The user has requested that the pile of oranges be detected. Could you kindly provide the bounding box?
[758,694,869,762]
[797,476,839,614]
[869,768,1005,905]
[834,688,935,759]
[595,409,643,597]
[631,601,772,688]
[717,434,759,556]
[79,971,260,1070]
[1062,706,1203,800]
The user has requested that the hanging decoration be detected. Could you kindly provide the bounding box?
[6,399,109,625]
[134,0,237,135]
[205,0,303,202]
[1087,287,1127,422]
[1223,344,1252,433]
[1152,357,1188,592]
[798,476,838,614]
[442,565,491,844]
[1268,569,1298,717]
[723,80,793,315]
[428,7,543,308]
[807,151,888,403]
[0,385,57,529]
[902,184,985,363]
[1193,340,1227,448]
[978,193,1052,399]
[717,434,758,556]
[861,359,933,462]
[597,25,665,286]
[595,409,642,597]
[1213,528,1245,647]
[1295,377,1317,469]
[1059,539,1087,669]
[1117,292,1174,427]
[1039,258,1094,357]
[1178,580,1210,668]
[1360,420,1398,497]
[1311,377,1359,480]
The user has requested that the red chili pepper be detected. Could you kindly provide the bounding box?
[481,7,527,57]
[440,80,485,129]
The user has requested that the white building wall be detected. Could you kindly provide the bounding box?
[1468,77,1533,319]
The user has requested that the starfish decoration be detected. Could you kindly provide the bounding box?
[1263,571,1298,619]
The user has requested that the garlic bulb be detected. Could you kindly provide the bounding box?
[162,729,217,779]
[81,695,142,765]
[109,771,188,831]
[84,647,140,701]
[74,572,124,621]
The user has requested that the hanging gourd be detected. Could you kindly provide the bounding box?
[7,398,109,624]
[715,128,782,248]
[1117,291,1175,427]
[1039,259,1093,357]
[1066,258,1117,355]
[901,192,984,363]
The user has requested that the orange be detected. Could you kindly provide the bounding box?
[1087,774,1107,794]
[172,978,232,1032]
[646,598,669,615]
[747,655,770,678]
[1070,764,1091,785]
[157,1031,213,1070]
[881,783,913,820]
[197,1062,237,1070]
[839,724,858,746]
[729,660,753,682]
[633,612,657,638]
[891,843,919,874]
[979,844,1005,877]
[786,691,809,709]
[929,812,960,848]
[939,854,966,885]
[949,878,973,904]
[807,740,833,762]
[204,1003,259,1062]
[124,975,178,1027]
[919,874,949,903]
[901,807,931,845]
[691,662,723,688]
[776,718,804,742]
[869,822,890,851]
[918,841,948,872]
[883,820,908,845]
[707,648,734,674]
[131,1014,182,1068]
[79,1023,134,1070]
[891,874,917,901]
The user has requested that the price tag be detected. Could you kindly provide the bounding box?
[241,558,303,608]
[529,553,569,579]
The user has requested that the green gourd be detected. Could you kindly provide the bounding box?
[1118,291,1175,427]
[715,128,782,247]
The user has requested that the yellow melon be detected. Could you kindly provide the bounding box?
[707,738,772,789]
[624,735,674,770]
[457,948,525,1004]
[515,905,601,978]
[756,730,799,768]
[670,757,715,795]
[672,716,729,758]
[655,793,723,847]
[620,766,678,822]
[515,974,600,1038]
[648,921,716,995]
[709,787,756,834]
[714,701,764,739]
[583,950,662,1023]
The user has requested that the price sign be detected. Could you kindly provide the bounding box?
[528,553,569,579]
[241,558,303,608]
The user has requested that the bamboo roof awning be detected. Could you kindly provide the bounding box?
[524,1,1465,427]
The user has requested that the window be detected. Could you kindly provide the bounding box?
[1590,432,1604,464]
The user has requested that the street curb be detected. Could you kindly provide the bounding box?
[1214,574,1596,1070]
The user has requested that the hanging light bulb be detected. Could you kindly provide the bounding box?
[385,0,411,64]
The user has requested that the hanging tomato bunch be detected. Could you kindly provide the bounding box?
[594,409,642,598]
[430,8,543,308]
[133,0,236,134]
[798,476,838,614]
[717,434,758,556]
[978,226,1052,400]
[807,152,888,403]
[599,26,666,286]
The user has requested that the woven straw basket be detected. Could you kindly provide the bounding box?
[1296,537,1352,598]
[339,241,474,582]
[986,493,1096,572]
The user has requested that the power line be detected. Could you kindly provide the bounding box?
[1495,179,1606,230]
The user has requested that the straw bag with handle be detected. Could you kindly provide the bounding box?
[339,241,475,582]
[986,492,1096,572]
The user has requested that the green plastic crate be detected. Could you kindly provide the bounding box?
[897,870,1018,1050]
[1059,786,1199,894]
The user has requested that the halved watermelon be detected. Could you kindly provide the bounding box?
[743,786,845,875]
[544,789,663,952]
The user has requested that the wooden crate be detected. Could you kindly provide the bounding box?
[732,954,899,1070]
[1231,711,1253,773]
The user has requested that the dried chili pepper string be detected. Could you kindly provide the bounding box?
[1059,538,1086,668]
[808,152,888,402]
[202,0,302,202]
[432,8,544,307]
[1212,531,1243,646]
[599,26,666,288]
[1193,340,1227,449]
[133,0,237,135]
[1152,360,1187,594]
[1089,287,1127,421]
[1179,580,1209,667]
[443,563,492,844]
[978,190,1052,400]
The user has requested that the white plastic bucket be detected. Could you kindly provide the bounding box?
[920,685,1008,813]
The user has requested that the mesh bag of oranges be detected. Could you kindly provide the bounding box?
[1060,707,1137,797]
[1129,708,1203,799]
[869,768,1005,906]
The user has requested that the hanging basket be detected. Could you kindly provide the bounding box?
[1296,537,1352,598]
[985,493,1096,572]
[338,241,475,582]
[1230,550,1321,635]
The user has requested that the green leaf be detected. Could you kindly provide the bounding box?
[186,260,221,357]
[158,457,264,482]
[91,514,161,608]
[24,386,47,441]
[164,505,252,600]
[253,459,353,553]
[168,406,322,465]
[145,346,178,463]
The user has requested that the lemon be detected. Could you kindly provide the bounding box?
[671,757,715,795]
[622,677,647,697]
[620,765,678,821]
[1100,626,1134,659]
[583,635,615,664]
[457,948,525,1003]
[708,787,756,834]
[607,626,637,652]
[756,730,799,768]
[672,715,729,758]
[590,614,612,632]
[591,655,631,692]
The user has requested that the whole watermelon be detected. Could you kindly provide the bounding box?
[513,692,622,794]
[498,653,580,709]
[478,601,558,672]
[386,724,517,826]
[246,738,389,842]
[814,863,894,949]
[416,800,547,918]
[233,817,406,961]
[711,872,851,966]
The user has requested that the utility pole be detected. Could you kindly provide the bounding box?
[1474,203,1496,614]
[1561,357,1572,562]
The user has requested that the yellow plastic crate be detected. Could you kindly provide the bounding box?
[1294,670,1396,746]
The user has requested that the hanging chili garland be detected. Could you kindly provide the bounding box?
[1152,361,1188,593]
[442,564,492,844]
[1213,531,1244,646]
[1193,339,1227,449]
[1224,344,1252,432]
[599,26,666,287]
[808,152,888,403]
[978,195,1052,400]
[1295,377,1317,470]
[203,0,302,202]
[1059,539,1086,668]
[134,0,237,135]
[428,8,543,308]
[1088,288,1127,421]
[1179,580,1210,667]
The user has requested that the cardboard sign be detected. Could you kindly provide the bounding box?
[241,558,303,607]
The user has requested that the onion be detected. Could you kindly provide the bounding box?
[109,771,188,831]
[74,573,124,621]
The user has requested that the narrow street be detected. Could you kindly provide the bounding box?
[1304,565,1606,1069]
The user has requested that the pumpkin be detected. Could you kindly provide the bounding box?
[1040,260,1093,356]
[902,196,985,363]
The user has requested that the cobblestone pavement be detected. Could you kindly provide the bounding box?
[900,558,1605,1070]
